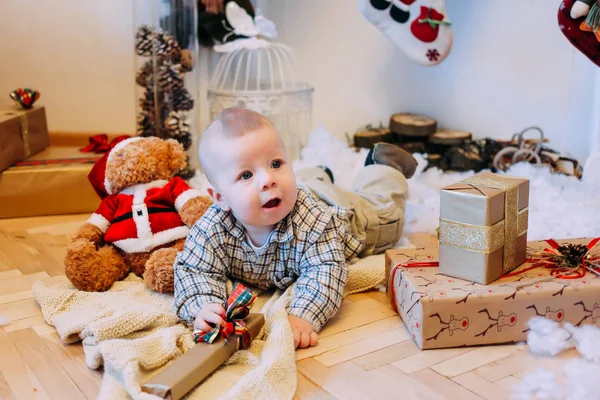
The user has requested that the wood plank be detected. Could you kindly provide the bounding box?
[0,368,17,400]
[319,306,397,338]
[15,233,65,277]
[296,359,373,400]
[42,334,101,399]
[390,347,473,374]
[494,376,521,392]
[8,328,86,399]
[352,337,421,371]
[410,368,482,400]
[294,372,338,400]
[0,289,35,305]
[452,372,510,400]
[315,327,411,367]
[0,270,22,280]
[0,298,41,323]
[0,232,45,275]
[474,348,536,382]
[296,317,402,361]
[332,298,387,321]
[365,365,446,400]
[0,272,50,295]
[4,316,55,336]
[431,345,520,378]
[0,328,50,399]
[366,290,390,305]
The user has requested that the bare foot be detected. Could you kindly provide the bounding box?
[288,315,318,349]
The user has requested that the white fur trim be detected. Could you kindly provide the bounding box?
[104,137,144,194]
[120,180,169,196]
[87,213,110,233]
[175,189,202,211]
[113,226,190,253]
[131,185,152,240]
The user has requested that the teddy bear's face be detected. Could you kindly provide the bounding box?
[105,137,187,194]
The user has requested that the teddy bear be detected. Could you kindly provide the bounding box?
[64,136,212,294]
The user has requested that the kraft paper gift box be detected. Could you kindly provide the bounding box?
[0,146,101,218]
[0,106,49,172]
[438,171,530,284]
[142,313,265,400]
[385,236,600,350]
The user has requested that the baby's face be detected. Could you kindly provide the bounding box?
[209,125,297,230]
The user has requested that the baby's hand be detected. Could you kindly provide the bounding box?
[194,303,226,332]
[288,315,318,349]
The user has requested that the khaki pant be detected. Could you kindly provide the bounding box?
[296,164,408,258]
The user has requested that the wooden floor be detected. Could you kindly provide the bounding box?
[0,215,578,400]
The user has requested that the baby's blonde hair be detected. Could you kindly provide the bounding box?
[199,107,275,182]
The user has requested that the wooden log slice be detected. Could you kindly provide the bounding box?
[353,126,394,149]
[429,129,472,146]
[389,113,437,137]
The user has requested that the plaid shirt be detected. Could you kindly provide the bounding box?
[173,188,363,331]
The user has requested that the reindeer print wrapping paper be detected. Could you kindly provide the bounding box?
[385,236,600,350]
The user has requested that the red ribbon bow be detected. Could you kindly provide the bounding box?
[80,134,131,154]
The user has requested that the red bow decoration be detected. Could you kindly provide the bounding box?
[193,283,257,349]
[80,134,131,154]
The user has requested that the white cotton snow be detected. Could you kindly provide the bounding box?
[526,316,574,356]
[512,367,565,400]
[565,323,600,363]
[0,315,8,326]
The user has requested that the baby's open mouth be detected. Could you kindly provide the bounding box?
[262,198,281,209]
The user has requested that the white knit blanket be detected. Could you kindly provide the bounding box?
[32,254,385,400]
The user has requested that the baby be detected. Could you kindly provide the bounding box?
[173,108,417,348]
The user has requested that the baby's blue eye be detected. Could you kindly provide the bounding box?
[240,171,253,180]
[271,160,282,169]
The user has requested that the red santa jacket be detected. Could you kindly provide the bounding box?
[87,177,202,253]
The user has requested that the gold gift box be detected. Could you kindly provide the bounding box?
[142,313,265,400]
[438,171,530,284]
[0,106,50,172]
[0,146,101,219]
[385,236,600,350]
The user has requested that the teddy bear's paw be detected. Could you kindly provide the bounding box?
[64,239,128,292]
[144,248,177,294]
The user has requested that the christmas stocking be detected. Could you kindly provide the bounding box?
[558,0,600,67]
[359,0,453,66]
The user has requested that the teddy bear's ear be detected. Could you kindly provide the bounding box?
[166,139,187,172]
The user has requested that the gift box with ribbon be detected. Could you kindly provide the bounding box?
[439,171,530,284]
[142,283,265,400]
[0,106,49,172]
[385,235,600,350]
[0,146,102,218]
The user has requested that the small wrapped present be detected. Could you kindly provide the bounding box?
[0,146,101,218]
[0,106,49,172]
[385,235,600,350]
[439,171,530,284]
[142,283,265,400]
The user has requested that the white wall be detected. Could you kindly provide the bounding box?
[1,0,597,162]
[0,0,136,134]
[259,0,598,162]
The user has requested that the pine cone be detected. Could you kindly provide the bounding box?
[159,64,184,92]
[155,31,181,57]
[140,90,157,114]
[136,61,153,87]
[171,88,194,111]
[177,163,196,180]
[178,49,194,72]
[165,111,192,149]
[135,25,154,56]
[137,113,156,137]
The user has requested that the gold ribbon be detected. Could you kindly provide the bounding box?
[1,110,31,157]
[439,175,527,272]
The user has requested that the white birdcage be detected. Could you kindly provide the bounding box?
[207,4,313,162]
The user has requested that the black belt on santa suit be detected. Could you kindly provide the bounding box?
[112,207,178,223]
